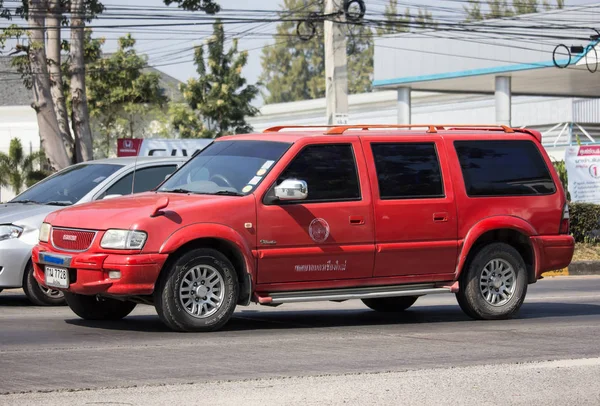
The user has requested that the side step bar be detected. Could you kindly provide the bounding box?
[257,283,455,305]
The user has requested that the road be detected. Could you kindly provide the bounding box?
[2,276,600,404]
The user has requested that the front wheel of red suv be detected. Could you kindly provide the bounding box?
[154,248,239,332]
[65,293,137,320]
[456,242,528,320]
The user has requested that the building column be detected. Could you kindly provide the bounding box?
[495,76,511,126]
[397,87,411,125]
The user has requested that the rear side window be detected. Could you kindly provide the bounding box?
[454,140,556,196]
[100,165,177,198]
[371,143,444,199]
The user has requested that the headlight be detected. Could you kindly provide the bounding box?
[39,222,51,243]
[0,225,23,242]
[100,230,147,250]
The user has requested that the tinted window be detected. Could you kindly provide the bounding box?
[277,144,360,202]
[11,164,123,205]
[455,140,556,196]
[160,141,290,195]
[372,143,444,199]
[101,165,177,198]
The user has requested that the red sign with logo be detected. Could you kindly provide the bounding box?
[577,146,600,156]
[117,138,143,157]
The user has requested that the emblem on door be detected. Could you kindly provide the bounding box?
[309,218,330,243]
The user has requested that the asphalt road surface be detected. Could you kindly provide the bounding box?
[2,276,600,405]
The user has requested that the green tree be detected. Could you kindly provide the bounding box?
[261,0,435,104]
[376,0,412,35]
[0,138,48,195]
[172,20,259,138]
[86,34,168,157]
[464,0,564,20]
[0,0,219,169]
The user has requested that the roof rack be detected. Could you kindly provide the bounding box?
[263,125,338,133]
[324,124,515,135]
[262,124,533,138]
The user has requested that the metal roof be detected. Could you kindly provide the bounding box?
[373,4,600,97]
[79,156,187,166]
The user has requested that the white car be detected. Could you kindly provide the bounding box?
[0,156,186,305]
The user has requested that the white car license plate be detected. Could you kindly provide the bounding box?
[45,266,69,289]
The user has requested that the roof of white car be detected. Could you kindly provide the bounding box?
[83,156,188,166]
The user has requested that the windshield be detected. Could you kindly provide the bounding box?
[11,163,123,205]
[159,140,290,195]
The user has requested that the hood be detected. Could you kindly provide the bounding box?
[46,192,227,230]
[0,203,57,226]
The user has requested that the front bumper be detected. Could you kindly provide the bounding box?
[0,238,34,288]
[32,245,168,296]
[532,234,575,278]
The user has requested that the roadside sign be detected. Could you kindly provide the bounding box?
[565,145,600,204]
[117,138,213,158]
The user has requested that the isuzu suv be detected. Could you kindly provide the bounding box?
[32,125,574,331]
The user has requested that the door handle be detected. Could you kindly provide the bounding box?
[349,216,365,225]
[433,212,448,222]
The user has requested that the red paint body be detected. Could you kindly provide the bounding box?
[32,128,575,301]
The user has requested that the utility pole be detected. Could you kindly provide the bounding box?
[324,0,348,125]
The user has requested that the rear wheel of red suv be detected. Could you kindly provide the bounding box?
[154,248,239,332]
[456,242,528,320]
[65,293,137,320]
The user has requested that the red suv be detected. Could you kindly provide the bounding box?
[33,125,574,332]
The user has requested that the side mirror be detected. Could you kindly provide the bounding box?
[103,194,122,200]
[274,179,308,201]
[164,174,172,181]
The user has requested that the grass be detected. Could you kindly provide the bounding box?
[573,243,600,262]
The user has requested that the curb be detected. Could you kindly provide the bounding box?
[542,261,600,277]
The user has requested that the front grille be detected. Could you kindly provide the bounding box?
[52,228,96,252]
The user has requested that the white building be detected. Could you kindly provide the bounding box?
[248,91,600,161]
[249,4,600,161]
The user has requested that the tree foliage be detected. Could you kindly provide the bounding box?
[464,0,564,21]
[260,0,435,104]
[0,0,221,169]
[170,20,259,139]
[376,0,437,35]
[0,138,48,195]
[86,34,168,157]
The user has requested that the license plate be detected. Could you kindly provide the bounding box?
[45,266,69,289]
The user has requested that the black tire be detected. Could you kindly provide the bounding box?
[154,248,239,332]
[456,243,528,320]
[23,262,66,306]
[362,296,419,312]
[65,292,136,320]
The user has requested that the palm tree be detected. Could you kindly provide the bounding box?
[0,138,49,196]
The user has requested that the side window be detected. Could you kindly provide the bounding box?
[276,144,360,202]
[100,165,177,198]
[454,140,556,196]
[371,143,444,199]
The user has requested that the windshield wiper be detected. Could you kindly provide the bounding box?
[161,188,195,194]
[212,190,243,196]
[46,201,73,206]
[6,199,39,204]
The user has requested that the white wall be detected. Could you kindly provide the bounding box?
[0,106,40,202]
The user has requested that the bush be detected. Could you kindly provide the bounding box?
[552,160,570,201]
[570,203,600,244]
